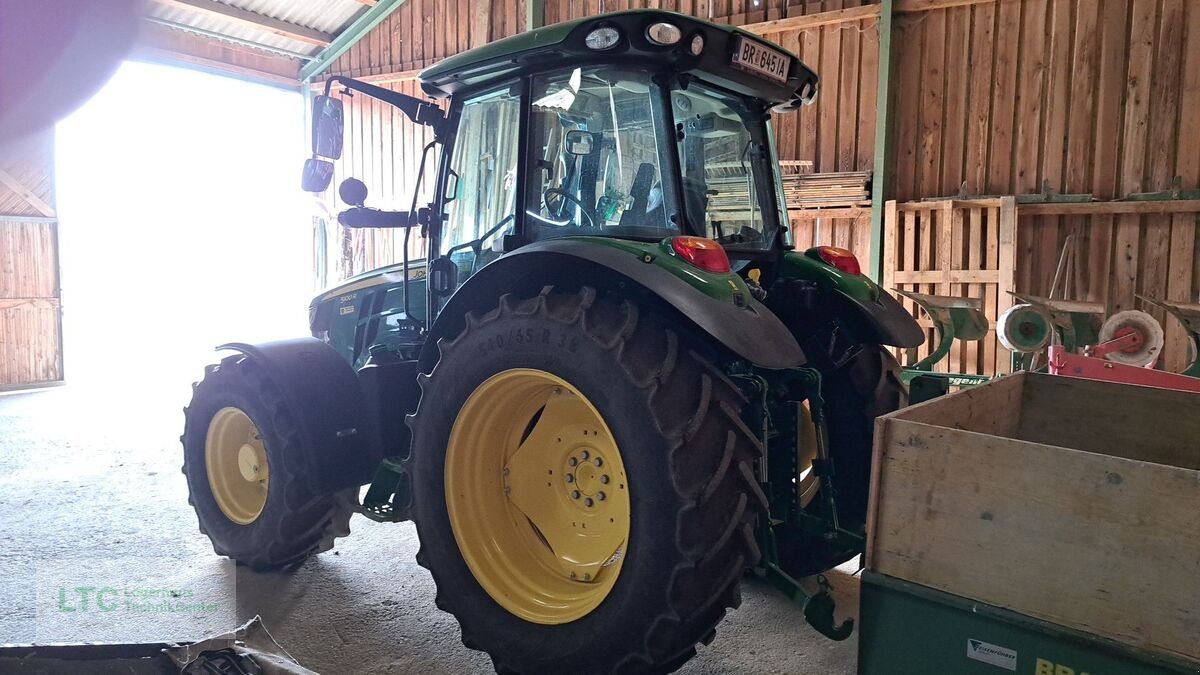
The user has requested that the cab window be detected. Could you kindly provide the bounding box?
[525,67,675,241]
[441,85,521,276]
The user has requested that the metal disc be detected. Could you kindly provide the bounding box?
[997,303,1052,353]
[1098,310,1164,367]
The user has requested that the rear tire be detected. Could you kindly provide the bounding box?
[408,287,766,675]
[776,345,904,578]
[181,354,356,571]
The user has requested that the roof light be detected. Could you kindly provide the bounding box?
[670,237,732,274]
[646,22,682,46]
[815,246,861,275]
[585,26,620,50]
[689,34,705,55]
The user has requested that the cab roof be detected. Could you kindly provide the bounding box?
[418,10,817,108]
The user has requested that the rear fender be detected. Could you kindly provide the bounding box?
[217,338,378,494]
[780,250,925,348]
[421,238,806,371]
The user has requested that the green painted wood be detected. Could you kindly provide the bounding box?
[859,572,1197,675]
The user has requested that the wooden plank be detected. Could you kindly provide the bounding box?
[985,1,1020,194]
[871,381,1200,662]
[965,206,983,373]
[837,7,861,172]
[739,3,880,34]
[1018,200,1200,216]
[938,5,968,196]
[995,196,1016,373]
[893,269,997,284]
[857,13,879,172]
[0,169,55,218]
[895,0,1014,11]
[892,8,923,200]
[983,206,999,375]
[817,0,845,174]
[916,7,945,199]
[962,2,995,194]
[883,200,899,292]
[150,0,333,46]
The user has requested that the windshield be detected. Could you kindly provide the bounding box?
[525,67,676,241]
[672,83,778,251]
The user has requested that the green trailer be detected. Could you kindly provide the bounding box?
[860,373,1200,674]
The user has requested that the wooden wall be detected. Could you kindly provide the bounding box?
[318,0,1199,376]
[891,0,1200,369]
[0,131,63,388]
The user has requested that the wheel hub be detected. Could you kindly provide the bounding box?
[445,369,631,624]
[205,407,269,525]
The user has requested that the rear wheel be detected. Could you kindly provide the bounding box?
[776,345,904,578]
[182,354,356,570]
[408,287,766,674]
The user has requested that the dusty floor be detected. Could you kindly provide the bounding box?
[0,384,857,674]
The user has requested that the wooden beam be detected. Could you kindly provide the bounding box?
[0,169,54,218]
[134,46,301,88]
[1020,200,1200,216]
[739,4,880,35]
[894,0,1014,11]
[150,0,333,47]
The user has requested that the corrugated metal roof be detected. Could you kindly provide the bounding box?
[144,0,369,59]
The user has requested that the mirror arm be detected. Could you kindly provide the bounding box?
[326,75,446,136]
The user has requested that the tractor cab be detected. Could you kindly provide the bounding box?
[302,10,818,331]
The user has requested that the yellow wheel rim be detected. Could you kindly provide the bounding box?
[797,402,819,509]
[445,368,630,624]
[205,406,270,525]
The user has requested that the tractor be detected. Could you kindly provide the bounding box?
[181,9,924,674]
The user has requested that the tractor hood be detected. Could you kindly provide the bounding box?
[419,10,818,108]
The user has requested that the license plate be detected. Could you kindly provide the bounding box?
[730,36,790,84]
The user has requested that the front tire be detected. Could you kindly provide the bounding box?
[181,354,356,570]
[408,287,766,675]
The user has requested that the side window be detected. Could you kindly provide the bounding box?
[441,85,521,276]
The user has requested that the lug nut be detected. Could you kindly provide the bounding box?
[600,475,610,484]
[583,574,592,581]
[594,457,603,467]
[565,474,574,483]
[584,498,594,507]
[580,450,590,460]
[571,490,581,500]
[568,457,578,467]
[597,492,606,501]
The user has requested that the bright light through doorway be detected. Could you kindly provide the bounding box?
[55,61,314,399]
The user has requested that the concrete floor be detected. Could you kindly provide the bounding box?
[0,384,857,674]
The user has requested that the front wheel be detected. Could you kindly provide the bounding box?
[408,287,766,675]
[181,354,356,570]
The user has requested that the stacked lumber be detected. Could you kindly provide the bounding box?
[706,167,871,212]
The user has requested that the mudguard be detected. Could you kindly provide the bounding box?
[779,249,925,349]
[217,338,379,495]
[422,238,806,370]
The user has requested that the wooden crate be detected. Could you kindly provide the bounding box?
[867,373,1200,664]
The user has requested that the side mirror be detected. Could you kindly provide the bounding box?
[301,158,334,193]
[339,177,368,207]
[312,95,344,159]
[565,129,594,156]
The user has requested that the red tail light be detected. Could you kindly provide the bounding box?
[670,236,732,273]
[815,246,861,275]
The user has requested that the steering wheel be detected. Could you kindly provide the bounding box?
[543,188,597,227]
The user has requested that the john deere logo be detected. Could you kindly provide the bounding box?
[966,639,1017,671]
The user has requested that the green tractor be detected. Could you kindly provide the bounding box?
[181,10,924,674]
